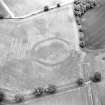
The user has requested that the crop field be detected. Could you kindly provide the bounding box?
[0,5,81,90]
[3,0,74,17]
[0,2,87,105]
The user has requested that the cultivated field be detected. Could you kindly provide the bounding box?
[3,0,73,17]
[0,4,87,105]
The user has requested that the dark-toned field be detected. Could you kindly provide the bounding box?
[81,0,105,50]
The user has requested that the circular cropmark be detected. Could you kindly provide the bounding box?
[30,38,72,65]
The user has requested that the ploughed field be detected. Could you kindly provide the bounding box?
[0,0,105,105]
[80,0,105,50]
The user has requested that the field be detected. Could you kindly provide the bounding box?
[81,0,105,51]
[3,0,73,17]
[83,52,105,105]
[0,4,88,105]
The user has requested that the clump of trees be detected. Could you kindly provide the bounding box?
[73,0,96,17]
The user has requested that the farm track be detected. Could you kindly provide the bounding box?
[2,78,90,105]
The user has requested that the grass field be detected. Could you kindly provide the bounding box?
[0,4,87,105]
[81,0,105,50]
[3,0,73,17]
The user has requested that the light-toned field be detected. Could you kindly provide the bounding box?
[0,3,85,103]
[82,50,105,105]
[3,0,74,17]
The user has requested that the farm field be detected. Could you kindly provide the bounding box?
[0,5,81,90]
[0,3,88,105]
[3,0,73,17]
